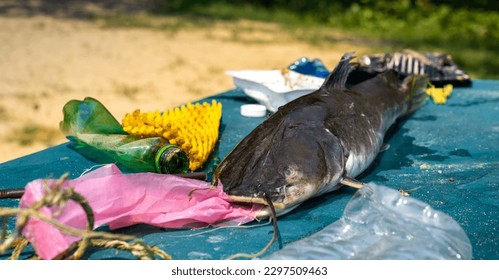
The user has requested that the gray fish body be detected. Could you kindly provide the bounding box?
[213,53,427,215]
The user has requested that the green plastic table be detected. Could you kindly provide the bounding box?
[1,80,498,259]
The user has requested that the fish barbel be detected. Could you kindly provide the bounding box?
[212,52,428,217]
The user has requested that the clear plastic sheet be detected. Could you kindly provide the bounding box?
[267,184,472,260]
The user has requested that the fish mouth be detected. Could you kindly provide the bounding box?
[227,195,297,218]
[228,195,286,210]
[228,182,319,218]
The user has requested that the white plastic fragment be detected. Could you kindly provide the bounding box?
[227,70,321,112]
[240,104,267,118]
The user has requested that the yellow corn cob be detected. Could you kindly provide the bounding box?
[122,100,222,171]
[425,84,453,104]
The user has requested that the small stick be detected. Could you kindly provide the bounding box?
[0,172,207,199]
[175,172,206,180]
[0,189,25,199]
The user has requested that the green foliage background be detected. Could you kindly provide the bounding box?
[151,0,498,79]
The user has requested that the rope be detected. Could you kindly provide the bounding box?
[0,176,171,260]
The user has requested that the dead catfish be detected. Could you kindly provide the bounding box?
[212,52,428,217]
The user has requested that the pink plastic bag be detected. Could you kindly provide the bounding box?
[19,164,262,259]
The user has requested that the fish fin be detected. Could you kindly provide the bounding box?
[340,176,364,189]
[380,143,390,152]
[321,52,356,91]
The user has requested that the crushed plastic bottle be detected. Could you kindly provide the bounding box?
[267,184,472,260]
[60,97,189,174]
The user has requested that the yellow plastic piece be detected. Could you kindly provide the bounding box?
[122,100,222,171]
[425,84,453,104]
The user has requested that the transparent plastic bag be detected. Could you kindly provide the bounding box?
[267,184,472,260]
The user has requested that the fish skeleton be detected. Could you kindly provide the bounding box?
[212,52,428,217]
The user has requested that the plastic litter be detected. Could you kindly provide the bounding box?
[267,184,472,260]
[60,97,190,174]
[226,69,321,112]
[240,104,267,118]
[350,49,472,87]
[228,51,470,112]
[19,164,262,259]
[288,57,330,78]
[122,100,223,171]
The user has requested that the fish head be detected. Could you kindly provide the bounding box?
[269,125,346,209]
[213,110,345,214]
[214,52,357,216]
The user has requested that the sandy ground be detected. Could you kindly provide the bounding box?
[0,2,368,163]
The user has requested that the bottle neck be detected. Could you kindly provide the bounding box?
[154,144,189,174]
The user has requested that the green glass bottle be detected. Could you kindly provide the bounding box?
[71,134,189,174]
[154,142,190,174]
[60,97,189,174]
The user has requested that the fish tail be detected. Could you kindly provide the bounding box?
[401,74,428,115]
